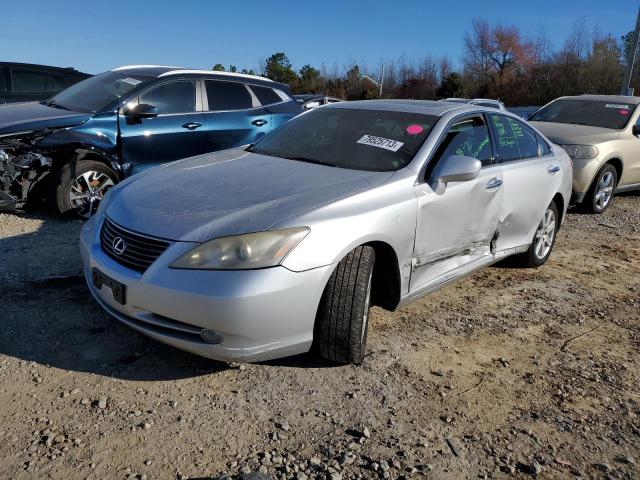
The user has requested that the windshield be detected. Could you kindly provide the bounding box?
[48,71,153,113]
[250,108,438,172]
[529,99,637,130]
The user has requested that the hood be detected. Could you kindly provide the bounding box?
[530,121,621,145]
[0,101,91,135]
[107,148,394,242]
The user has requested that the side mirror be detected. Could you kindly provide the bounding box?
[431,155,482,186]
[633,124,640,137]
[124,103,158,119]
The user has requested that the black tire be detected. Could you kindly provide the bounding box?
[54,159,117,217]
[513,201,559,268]
[581,164,617,214]
[314,246,375,364]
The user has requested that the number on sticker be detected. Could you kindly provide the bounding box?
[357,135,404,152]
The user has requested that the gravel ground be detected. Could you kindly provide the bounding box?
[0,194,638,480]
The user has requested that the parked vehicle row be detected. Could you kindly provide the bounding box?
[0,65,301,216]
[1,65,638,365]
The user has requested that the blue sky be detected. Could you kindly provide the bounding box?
[2,0,638,75]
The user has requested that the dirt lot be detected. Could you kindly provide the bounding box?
[0,195,638,480]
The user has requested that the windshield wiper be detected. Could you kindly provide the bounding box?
[45,101,71,111]
[283,156,336,167]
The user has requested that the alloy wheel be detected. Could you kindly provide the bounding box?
[69,170,114,218]
[534,208,556,260]
[594,171,614,210]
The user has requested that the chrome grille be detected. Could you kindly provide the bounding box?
[100,217,170,273]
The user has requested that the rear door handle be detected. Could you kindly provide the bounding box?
[182,122,202,130]
[486,177,503,189]
[547,165,560,174]
[251,119,268,127]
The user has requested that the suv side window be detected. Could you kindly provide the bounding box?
[490,114,539,161]
[11,68,49,92]
[139,81,195,114]
[251,85,282,106]
[205,80,253,111]
[430,115,493,172]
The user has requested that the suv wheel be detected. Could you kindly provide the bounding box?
[55,160,117,218]
[314,246,375,364]
[583,164,617,214]
[514,201,559,268]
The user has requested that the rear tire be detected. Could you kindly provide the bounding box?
[54,159,117,217]
[314,246,375,364]
[581,164,617,214]
[513,201,558,268]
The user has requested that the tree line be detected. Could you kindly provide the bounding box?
[211,19,639,107]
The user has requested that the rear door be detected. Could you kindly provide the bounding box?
[201,79,271,151]
[119,79,205,173]
[489,113,561,252]
[410,114,502,293]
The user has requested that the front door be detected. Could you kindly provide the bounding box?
[119,79,205,174]
[202,79,271,152]
[410,114,502,293]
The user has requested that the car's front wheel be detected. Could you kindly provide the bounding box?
[55,159,117,218]
[514,201,559,268]
[582,163,617,214]
[314,246,375,364]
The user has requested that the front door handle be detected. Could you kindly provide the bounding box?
[251,119,268,127]
[486,177,503,189]
[547,165,560,174]
[182,122,202,130]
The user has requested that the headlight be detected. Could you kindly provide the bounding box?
[171,227,310,270]
[559,144,599,159]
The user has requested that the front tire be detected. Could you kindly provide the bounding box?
[54,159,117,218]
[582,164,617,214]
[314,246,375,364]
[514,201,559,268]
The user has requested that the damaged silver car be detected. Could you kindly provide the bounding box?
[81,100,572,364]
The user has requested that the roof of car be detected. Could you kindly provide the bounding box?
[0,61,90,75]
[561,94,640,105]
[111,65,284,89]
[328,99,479,116]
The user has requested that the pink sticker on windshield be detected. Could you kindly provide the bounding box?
[619,109,629,115]
[406,124,424,135]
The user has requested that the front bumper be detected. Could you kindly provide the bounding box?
[80,216,333,363]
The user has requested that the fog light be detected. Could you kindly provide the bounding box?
[201,329,223,344]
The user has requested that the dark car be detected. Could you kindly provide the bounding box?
[0,62,90,104]
[0,65,302,216]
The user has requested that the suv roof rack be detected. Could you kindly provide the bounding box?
[158,69,273,82]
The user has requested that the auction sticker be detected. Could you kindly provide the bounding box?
[357,135,404,152]
[605,103,629,109]
[122,77,142,86]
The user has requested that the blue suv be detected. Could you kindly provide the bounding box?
[0,65,302,216]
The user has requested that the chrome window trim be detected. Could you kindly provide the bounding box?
[245,84,291,108]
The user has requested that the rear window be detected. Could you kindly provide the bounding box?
[529,99,636,130]
[205,80,253,111]
[11,68,49,92]
[251,108,438,172]
[251,85,283,106]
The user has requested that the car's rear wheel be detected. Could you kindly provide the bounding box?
[314,246,375,364]
[514,201,558,268]
[582,164,617,214]
[55,160,117,218]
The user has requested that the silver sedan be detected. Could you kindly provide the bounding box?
[80,100,572,364]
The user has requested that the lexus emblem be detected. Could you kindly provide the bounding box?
[112,237,126,255]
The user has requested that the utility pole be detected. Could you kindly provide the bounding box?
[621,6,640,96]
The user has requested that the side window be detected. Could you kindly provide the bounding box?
[205,80,253,111]
[49,73,72,91]
[139,81,195,114]
[430,116,493,170]
[490,114,539,161]
[11,68,49,92]
[536,134,551,156]
[251,85,282,106]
